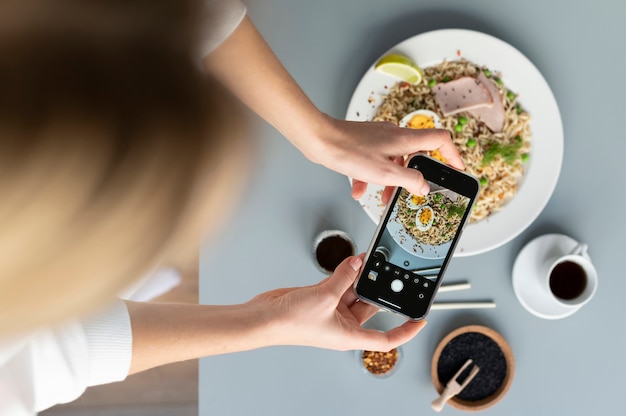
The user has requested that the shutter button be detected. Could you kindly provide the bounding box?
[391,279,404,293]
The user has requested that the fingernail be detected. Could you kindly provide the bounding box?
[421,183,430,195]
[349,256,362,271]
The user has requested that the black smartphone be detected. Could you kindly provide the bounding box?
[354,154,480,321]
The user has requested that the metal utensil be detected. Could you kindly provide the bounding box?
[431,359,480,412]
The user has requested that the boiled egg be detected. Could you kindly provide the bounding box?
[399,109,442,130]
[406,193,426,210]
[399,110,447,163]
[415,205,434,231]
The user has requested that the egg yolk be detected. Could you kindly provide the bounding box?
[419,207,433,225]
[429,149,448,164]
[410,194,426,206]
[407,114,435,129]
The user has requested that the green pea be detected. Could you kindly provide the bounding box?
[458,116,468,125]
[466,138,477,148]
[428,78,437,87]
[495,77,504,86]
[516,104,523,114]
[521,153,530,162]
[515,135,522,143]
[454,124,463,132]
[480,177,488,187]
[483,68,492,77]
[507,90,516,101]
[442,76,451,83]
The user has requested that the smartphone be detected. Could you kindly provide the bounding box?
[354,154,480,321]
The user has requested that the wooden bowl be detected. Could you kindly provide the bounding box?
[431,325,515,411]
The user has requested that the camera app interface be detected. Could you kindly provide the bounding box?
[358,181,471,317]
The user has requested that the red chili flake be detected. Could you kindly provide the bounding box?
[362,349,399,375]
[400,82,410,88]
[457,49,462,57]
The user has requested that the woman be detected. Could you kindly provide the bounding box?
[0,0,463,413]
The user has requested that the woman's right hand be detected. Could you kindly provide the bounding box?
[247,255,427,352]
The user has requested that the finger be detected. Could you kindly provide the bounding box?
[350,300,380,324]
[380,156,404,204]
[405,129,465,170]
[386,127,464,171]
[355,320,427,352]
[380,320,427,350]
[340,253,366,305]
[322,255,363,299]
[382,163,429,197]
[381,185,395,205]
[351,179,368,200]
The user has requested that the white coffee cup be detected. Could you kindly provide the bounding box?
[538,243,598,309]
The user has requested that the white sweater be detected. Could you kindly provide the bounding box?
[0,1,246,414]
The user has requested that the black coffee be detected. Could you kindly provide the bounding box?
[549,261,587,300]
[315,235,354,272]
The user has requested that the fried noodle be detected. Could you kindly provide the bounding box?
[396,189,469,246]
[374,60,531,222]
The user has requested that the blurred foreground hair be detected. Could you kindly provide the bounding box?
[0,0,248,336]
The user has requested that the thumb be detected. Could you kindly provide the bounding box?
[322,256,363,299]
[395,164,430,197]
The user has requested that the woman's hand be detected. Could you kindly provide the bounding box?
[126,255,425,374]
[204,17,463,204]
[248,254,426,352]
[305,115,465,202]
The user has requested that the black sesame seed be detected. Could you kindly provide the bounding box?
[437,332,507,402]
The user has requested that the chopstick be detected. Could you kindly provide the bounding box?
[434,281,496,309]
[438,282,471,292]
[431,301,496,310]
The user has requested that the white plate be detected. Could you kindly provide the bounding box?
[512,234,589,319]
[345,29,563,256]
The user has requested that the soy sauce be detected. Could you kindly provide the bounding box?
[549,261,587,300]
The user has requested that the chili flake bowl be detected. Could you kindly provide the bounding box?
[357,346,403,379]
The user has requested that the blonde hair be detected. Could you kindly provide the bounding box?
[0,0,249,336]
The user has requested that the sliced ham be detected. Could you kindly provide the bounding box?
[467,72,505,133]
[430,76,493,116]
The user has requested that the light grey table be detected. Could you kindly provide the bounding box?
[200,1,626,414]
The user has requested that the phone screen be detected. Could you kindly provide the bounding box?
[356,155,479,320]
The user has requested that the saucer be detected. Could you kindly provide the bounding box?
[512,234,591,319]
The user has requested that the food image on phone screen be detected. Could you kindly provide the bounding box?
[355,155,479,320]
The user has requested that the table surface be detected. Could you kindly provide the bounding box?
[199,1,626,415]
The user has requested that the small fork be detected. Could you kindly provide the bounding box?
[431,359,480,412]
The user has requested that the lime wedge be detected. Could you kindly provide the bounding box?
[375,54,423,85]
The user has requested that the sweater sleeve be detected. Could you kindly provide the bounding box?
[0,300,132,415]
[197,0,247,58]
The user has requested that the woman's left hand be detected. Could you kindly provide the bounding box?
[304,115,465,203]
